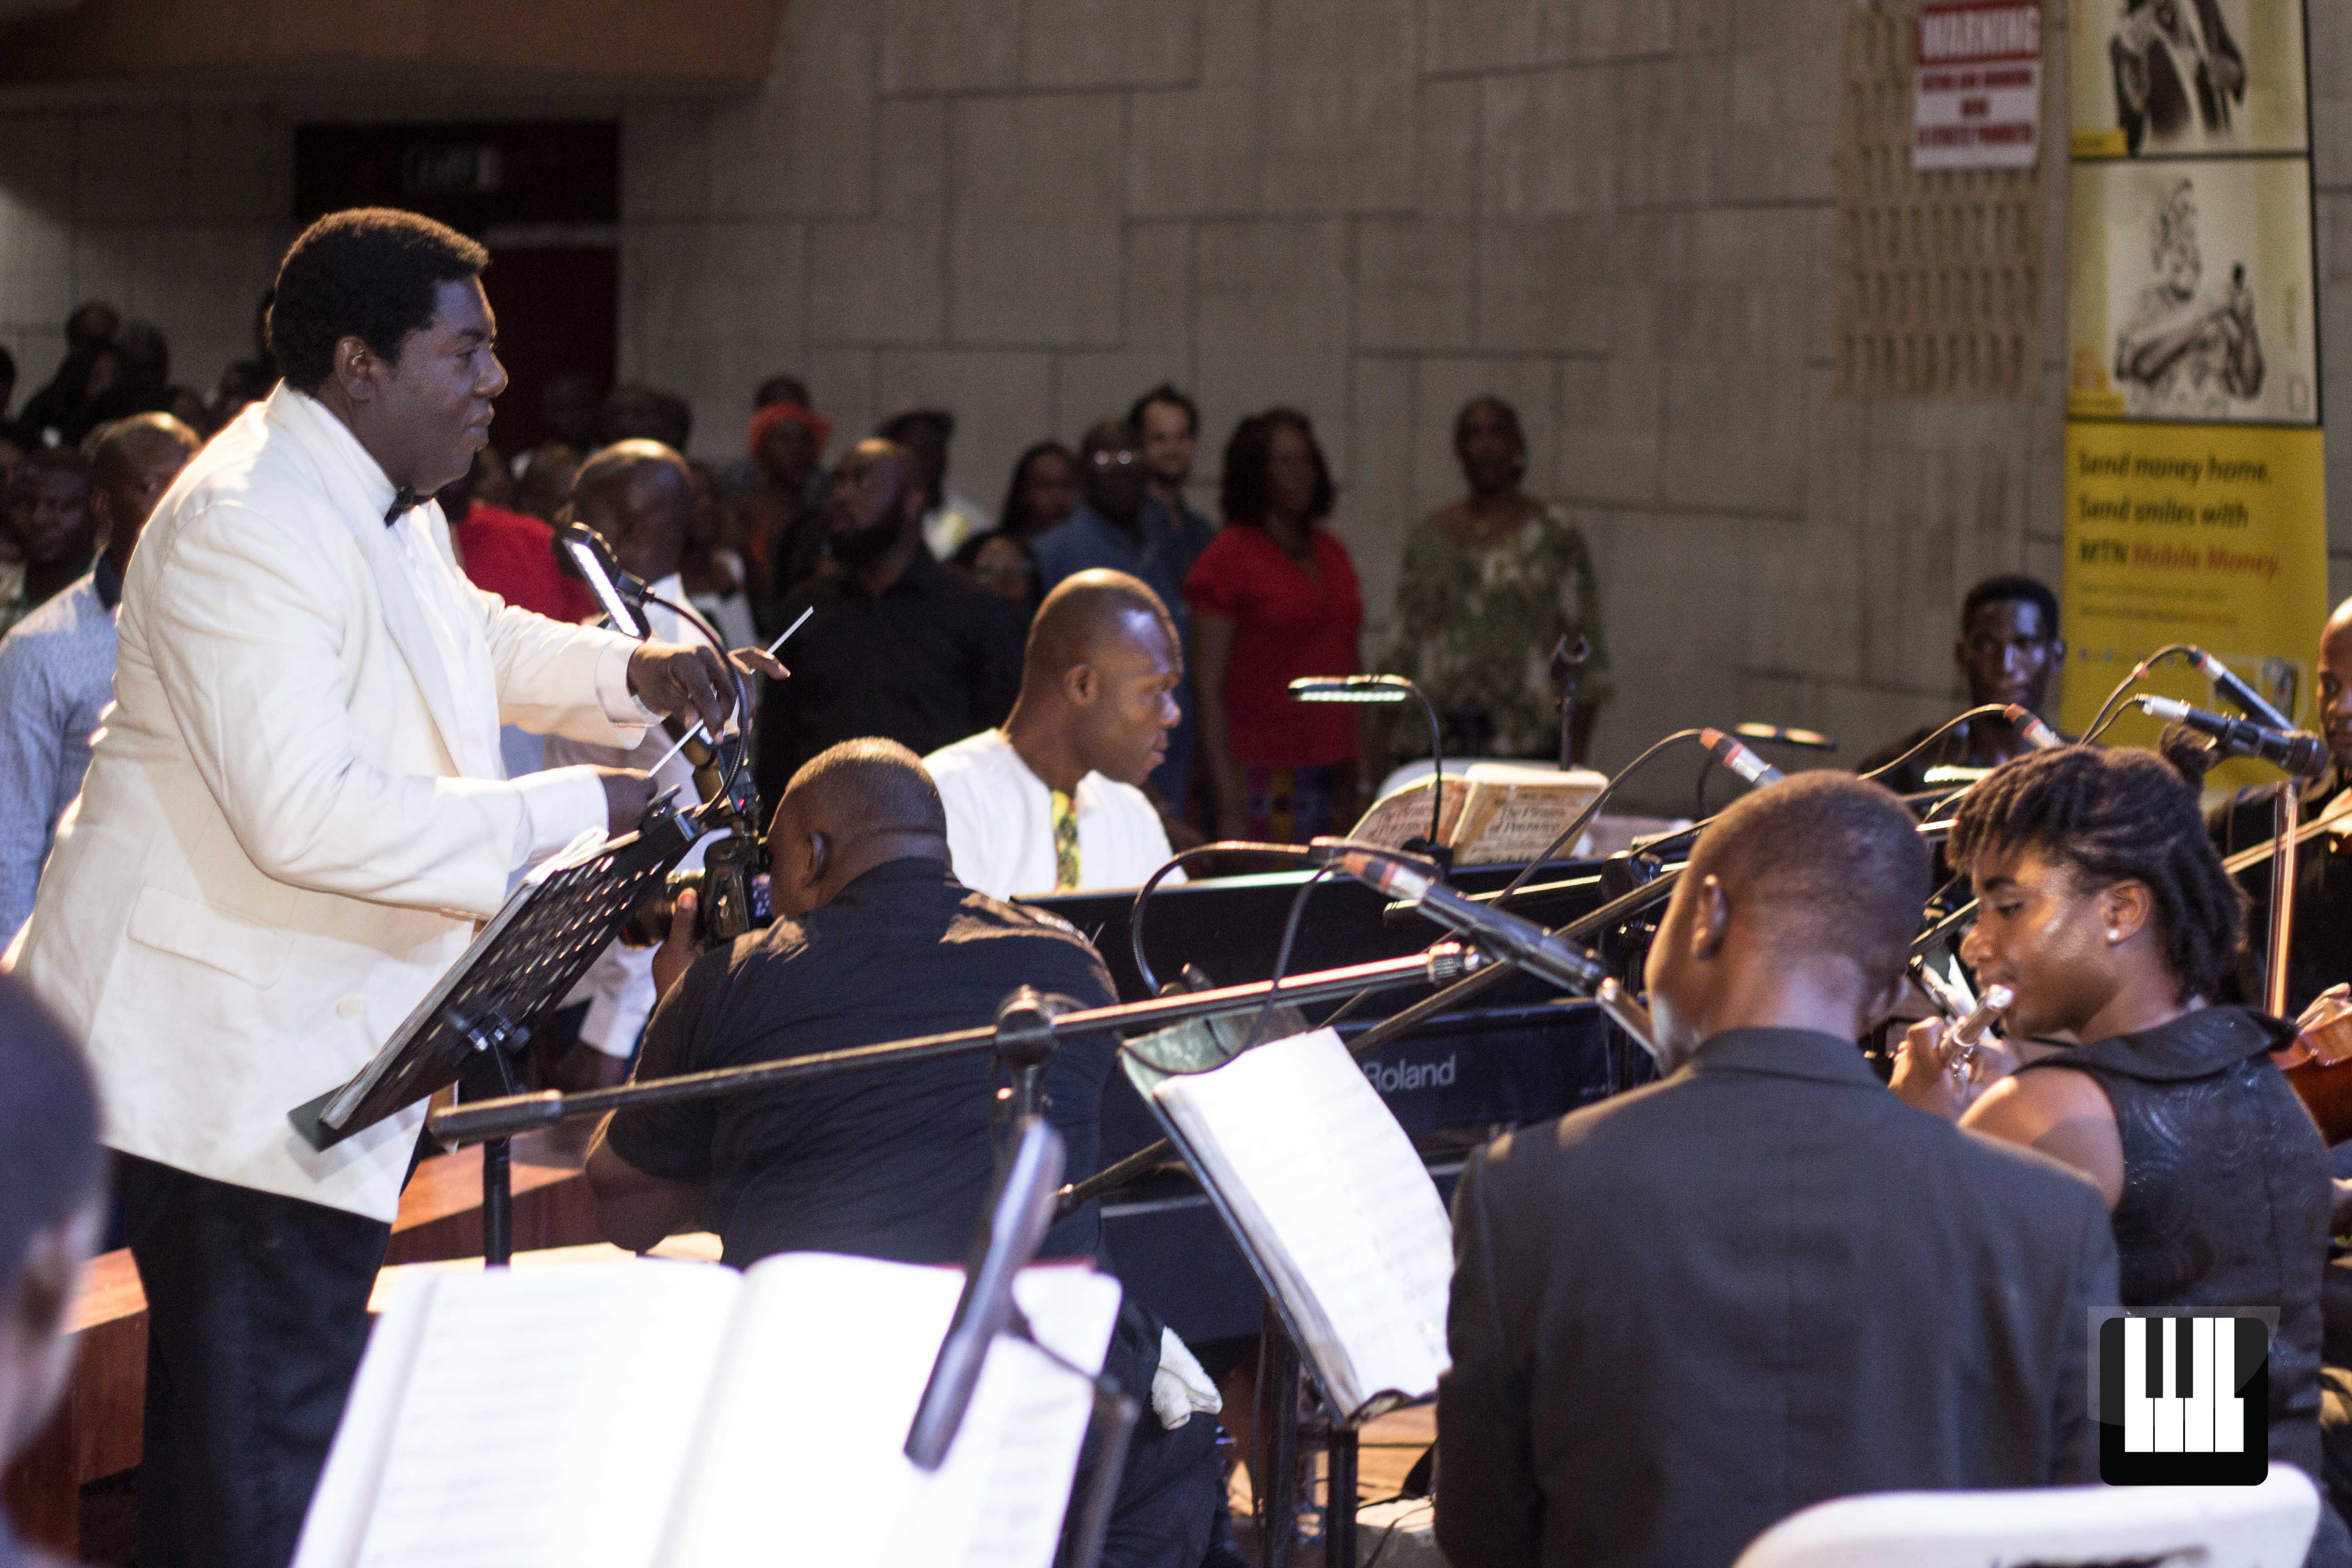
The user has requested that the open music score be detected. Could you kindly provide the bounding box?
[2120,1315,2245,1456]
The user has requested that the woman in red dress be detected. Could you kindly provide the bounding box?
[1184,407,1365,843]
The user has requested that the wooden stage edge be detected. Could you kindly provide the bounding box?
[2,1141,604,1558]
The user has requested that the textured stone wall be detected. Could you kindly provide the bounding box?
[2,0,2348,790]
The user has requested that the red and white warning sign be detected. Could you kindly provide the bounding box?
[1913,1,2042,171]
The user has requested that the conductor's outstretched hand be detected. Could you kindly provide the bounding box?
[627,641,735,736]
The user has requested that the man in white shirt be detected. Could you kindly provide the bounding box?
[4,209,737,1568]
[544,440,722,1092]
[926,569,1182,900]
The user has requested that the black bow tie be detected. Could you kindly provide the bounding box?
[384,487,421,526]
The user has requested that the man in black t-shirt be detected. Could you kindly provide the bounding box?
[586,737,1115,1266]
[1856,573,2067,797]
[584,739,1230,1568]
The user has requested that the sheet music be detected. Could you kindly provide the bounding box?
[660,1254,962,1568]
[668,1254,1118,1568]
[1155,1028,1453,1417]
[350,1260,739,1568]
[934,1269,1123,1568]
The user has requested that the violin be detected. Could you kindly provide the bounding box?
[2275,991,2352,1146]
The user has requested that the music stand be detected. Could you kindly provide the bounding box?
[288,802,700,1263]
[1113,995,1364,1568]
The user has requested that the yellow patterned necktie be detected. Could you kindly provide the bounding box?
[1051,789,1081,891]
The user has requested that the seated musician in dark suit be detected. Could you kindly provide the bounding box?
[1857,573,2066,795]
[1436,772,2117,1568]
[583,738,1227,1568]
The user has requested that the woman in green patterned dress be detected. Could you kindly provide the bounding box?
[1386,396,1611,767]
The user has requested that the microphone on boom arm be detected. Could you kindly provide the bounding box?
[1697,727,1786,788]
[2162,646,2295,732]
[2134,695,2329,778]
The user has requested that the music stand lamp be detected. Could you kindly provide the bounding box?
[1288,676,1447,869]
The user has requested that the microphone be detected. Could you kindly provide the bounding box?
[1697,727,1786,788]
[2179,647,2294,731]
[2002,704,2065,751]
[2135,695,2329,777]
[905,1115,1066,1470]
[1314,841,1609,995]
[559,520,652,640]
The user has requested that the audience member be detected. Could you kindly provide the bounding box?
[543,441,722,1091]
[511,440,582,524]
[753,438,1025,804]
[81,319,172,429]
[588,738,1227,1568]
[1184,408,1363,841]
[470,443,518,510]
[1858,573,2067,794]
[1387,395,1610,764]
[603,382,692,451]
[441,445,597,624]
[720,374,815,495]
[1128,382,1214,539]
[738,394,832,610]
[997,439,1082,543]
[538,372,603,451]
[19,304,121,447]
[682,460,759,652]
[0,972,109,1568]
[1438,773,2117,1568]
[877,408,989,559]
[0,415,198,939]
[951,529,1041,617]
[210,290,278,430]
[1034,420,1212,809]
[926,570,1181,900]
[0,449,97,638]
[1898,742,2352,1564]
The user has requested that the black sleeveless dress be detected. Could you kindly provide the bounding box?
[2022,1006,2347,1562]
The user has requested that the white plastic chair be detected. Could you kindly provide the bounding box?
[1731,1464,2320,1568]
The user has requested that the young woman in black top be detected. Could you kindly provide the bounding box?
[1903,744,2346,1562]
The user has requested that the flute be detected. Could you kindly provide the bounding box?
[1942,983,2014,1088]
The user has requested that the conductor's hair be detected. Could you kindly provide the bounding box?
[783,738,949,843]
[0,974,104,1296]
[268,208,489,393]
[1687,772,1931,991]
[1949,745,2242,1003]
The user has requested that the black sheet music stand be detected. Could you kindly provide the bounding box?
[288,803,700,1263]
[1118,999,1388,1568]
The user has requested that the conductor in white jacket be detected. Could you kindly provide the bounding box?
[5,209,739,1568]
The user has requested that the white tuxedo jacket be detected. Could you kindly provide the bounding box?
[8,387,649,1220]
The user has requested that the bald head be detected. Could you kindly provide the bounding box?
[88,412,197,571]
[1005,570,1183,791]
[574,439,693,584]
[1028,569,1177,683]
[769,739,950,915]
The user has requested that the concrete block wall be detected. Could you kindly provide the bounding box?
[1,0,2347,797]
[612,0,2083,783]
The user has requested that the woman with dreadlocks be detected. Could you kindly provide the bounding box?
[1901,742,2347,1561]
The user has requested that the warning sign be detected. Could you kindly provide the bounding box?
[1914,1,2043,171]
